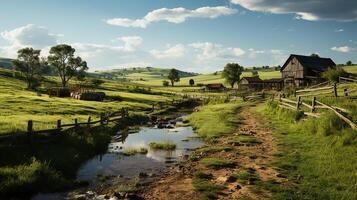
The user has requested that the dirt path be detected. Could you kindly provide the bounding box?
[139,107,286,200]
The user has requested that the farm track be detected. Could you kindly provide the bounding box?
[139,106,286,200]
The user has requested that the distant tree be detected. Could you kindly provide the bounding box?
[222,63,244,88]
[12,47,43,89]
[47,44,88,87]
[90,79,105,88]
[310,53,320,58]
[322,67,349,82]
[213,71,218,75]
[346,60,353,66]
[168,68,180,86]
[251,70,259,77]
[162,80,169,87]
[189,79,195,86]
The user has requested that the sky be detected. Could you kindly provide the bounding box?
[0,0,357,73]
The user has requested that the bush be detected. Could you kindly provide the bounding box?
[149,141,176,150]
[162,80,169,87]
[322,67,349,82]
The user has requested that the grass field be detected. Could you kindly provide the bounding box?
[0,68,173,134]
[256,102,357,199]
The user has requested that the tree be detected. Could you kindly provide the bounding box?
[322,67,349,82]
[47,44,88,88]
[346,61,353,66]
[12,47,43,89]
[251,70,259,77]
[162,80,169,87]
[222,63,244,88]
[168,68,180,86]
[189,79,195,86]
[310,53,320,58]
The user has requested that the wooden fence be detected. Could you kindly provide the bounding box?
[0,108,129,141]
[272,95,357,130]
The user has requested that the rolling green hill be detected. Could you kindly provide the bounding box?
[95,67,199,81]
[0,57,14,69]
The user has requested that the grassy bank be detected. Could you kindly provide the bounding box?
[188,102,243,140]
[255,101,357,199]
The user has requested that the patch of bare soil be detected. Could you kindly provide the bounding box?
[139,107,286,200]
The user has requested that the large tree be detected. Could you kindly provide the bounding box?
[222,63,244,88]
[47,44,88,87]
[189,79,195,86]
[168,68,180,86]
[12,47,43,89]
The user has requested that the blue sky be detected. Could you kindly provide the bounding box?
[0,0,356,72]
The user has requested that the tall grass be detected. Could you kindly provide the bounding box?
[257,102,357,199]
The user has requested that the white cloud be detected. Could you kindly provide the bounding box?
[0,24,59,57]
[230,0,357,21]
[331,46,355,53]
[190,42,245,60]
[335,29,344,32]
[150,44,185,59]
[106,6,237,28]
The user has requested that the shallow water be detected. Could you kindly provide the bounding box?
[77,126,203,182]
[33,123,203,200]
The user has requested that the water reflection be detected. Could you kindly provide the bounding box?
[76,126,203,182]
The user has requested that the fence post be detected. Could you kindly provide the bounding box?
[333,83,338,97]
[100,113,104,125]
[311,97,316,112]
[57,120,61,129]
[27,120,33,135]
[296,96,301,110]
[75,118,78,128]
[344,88,348,97]
[87,117,91,128]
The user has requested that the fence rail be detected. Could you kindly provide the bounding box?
[272,95,357,130]
[0,108,130,141]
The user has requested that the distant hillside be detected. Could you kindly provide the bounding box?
[0,58,14,69]
[94,67,199,81]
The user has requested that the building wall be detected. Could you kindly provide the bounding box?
[282,57,304,79]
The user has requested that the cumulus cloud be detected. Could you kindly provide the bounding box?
[335,29,344,32]
[106,6,237,28]
[331,46,355,53]
[230,0,357,21]
[0,24,59,57]
[190,42,245,60]
[150,44,185,59]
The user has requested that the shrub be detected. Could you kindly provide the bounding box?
[199,158,236,169]
[149,141,176,150]
[122,147,148,156]
[162,80,169,87]
[322,67,349,82]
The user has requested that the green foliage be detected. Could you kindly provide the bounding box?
[168,68,180,86]
[257,104,357,200]
[149,141,176,150]
[230,135,262,146]
[122,147,148,156]
[162,80,169,87]
[189,78,195,86]
[321,67,349,82]
[193,171,213,180]
[222,63,244,88]
[89,79,105,88]
[199,158,236,169]
[198,146,232,153]
[192,178,225,200]
[188,103,242,140]
[346,60,352,66]
[48,44,88,87]
[12,47,43,89]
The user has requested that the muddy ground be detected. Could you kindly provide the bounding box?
[138,107,287,200]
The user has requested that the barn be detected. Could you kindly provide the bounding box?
[281,54,336,87]
[203,83,225,92]
[239,77,264,90]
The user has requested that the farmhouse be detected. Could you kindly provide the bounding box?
[281,54,336,87]
[239,77,264,90]
[203,83,225,92]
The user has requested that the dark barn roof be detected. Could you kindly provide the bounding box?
[281,54,336,72]
[205,83,225,89]
[240,77,263,83]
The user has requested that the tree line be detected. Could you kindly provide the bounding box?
[12,44,88,89]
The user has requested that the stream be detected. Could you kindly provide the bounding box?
[32,116,203,200]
